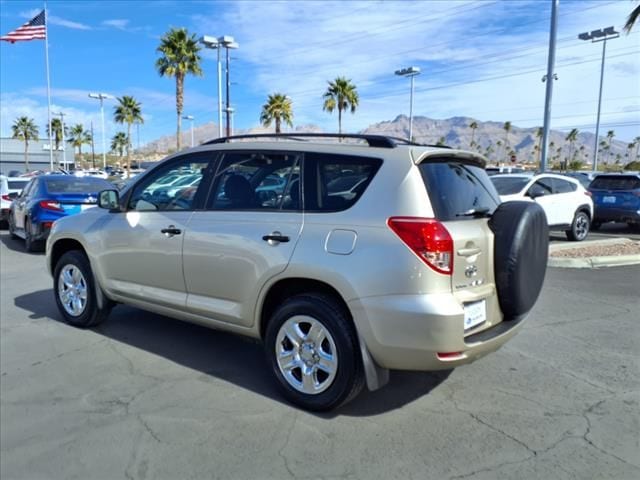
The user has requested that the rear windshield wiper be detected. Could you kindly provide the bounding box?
[456,207,492,218]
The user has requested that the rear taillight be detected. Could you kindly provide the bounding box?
[1,194,11,202]
[39,200,63,211]
[387,217,454,275]
[584,191,592,197]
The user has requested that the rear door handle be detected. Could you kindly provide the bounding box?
[262,232,290,243]
[161,225,182,236]
[457,247,481,257]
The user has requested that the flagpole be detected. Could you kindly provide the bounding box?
[44,1,53,171]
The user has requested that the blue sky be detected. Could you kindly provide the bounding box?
[1,0,638,151]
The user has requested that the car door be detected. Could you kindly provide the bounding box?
[182,150,303,327]
[13,178,36,229]
[526,177,558,225]
[96,153,215,309]
[551,178,579,225]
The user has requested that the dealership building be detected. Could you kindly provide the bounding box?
[0,138,72,174]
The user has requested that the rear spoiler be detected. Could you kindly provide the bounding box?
[412,149,488,168]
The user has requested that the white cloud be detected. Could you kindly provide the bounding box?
[102,19,129,30]
[20,8,91,30]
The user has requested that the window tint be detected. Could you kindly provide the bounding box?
[45,177,112,194]
[419,161,500,221]
[590,176,640,191]
[21,179,36,198]
[527,178,554,196]
[553,178,577,193]
[208,151,301,211]
[303,153,381,212]
[128,154,212,211]
[490,176,530,195]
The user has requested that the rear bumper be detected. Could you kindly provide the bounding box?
[594,207,640,223]
[349,293,526,371]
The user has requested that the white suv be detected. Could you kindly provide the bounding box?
[46,134,549,411]
[0,175,30,227]
[491,173,594,241]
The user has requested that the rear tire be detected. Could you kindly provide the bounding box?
[24,219,40,252]
[565,211,590,241]
[8,213,18,239]
[265,293,364,411]
[53,250,111,328]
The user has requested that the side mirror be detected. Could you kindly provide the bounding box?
[98,189,121,211]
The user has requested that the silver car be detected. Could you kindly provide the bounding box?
[46,134,548,411]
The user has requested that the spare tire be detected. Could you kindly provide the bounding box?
[489,201,548,319]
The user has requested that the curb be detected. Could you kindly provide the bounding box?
[548,237,631,252]
[548,254,640,269]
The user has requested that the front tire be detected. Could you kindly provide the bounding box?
[566,211,590,241]
[53,250,111,328]
[265,294,364,411]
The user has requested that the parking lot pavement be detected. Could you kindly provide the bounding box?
[1,231,639,480]
[550,222,640,244]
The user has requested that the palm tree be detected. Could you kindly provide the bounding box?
[260,93,293,133]
[11,116,39,172]
[68,124,92,167]
[503,121,512,161]
[468,121,478,148]
[436,136,446,146]
[624,3,640,33]
[156,27,202,150]
[606,130,615,163]
[114,96,143,177]
[323,76,359,135]
[46,118,67,153]
[110,132,128,158]
[565,128,579,165]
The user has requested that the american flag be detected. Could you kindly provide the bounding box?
[1,10,46,43]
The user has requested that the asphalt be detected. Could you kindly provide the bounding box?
[1,231,639,480]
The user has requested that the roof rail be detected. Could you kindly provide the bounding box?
[203,133,402,148]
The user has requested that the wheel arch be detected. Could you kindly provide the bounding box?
[50,238,87,274]
[576,203,592,219]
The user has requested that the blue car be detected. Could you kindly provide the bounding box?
[8,175,113,252]
[588,173,640,230]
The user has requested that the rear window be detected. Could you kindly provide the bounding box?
[7,181,29,190]
[45,177,112,194]
[491,176,530,195]
[590,176,640,191]
[419,161,500,221]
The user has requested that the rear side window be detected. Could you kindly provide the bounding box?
[491,176,530,195]
[7,181,28,190]
[590,176,640,190]
[553,178,578,193]
[303,153,382,212]
[419,161,500,221]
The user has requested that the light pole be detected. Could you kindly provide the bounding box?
[200,35,239,138]
[52,111,66,169]
[540,0,559,172]
[182,115,195,147]
[395,66,421,142]
[578,26,619,172]
[88,93,112,169]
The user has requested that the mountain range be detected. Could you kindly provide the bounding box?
[141,115,636,166]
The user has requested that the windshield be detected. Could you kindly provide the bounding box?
[45,177,112,194]
[173,175,198,186]
[491,176,530,195]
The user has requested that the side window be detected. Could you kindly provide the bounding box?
[208,151,301,211]
[527,178,554,197]
[23,179,37,198]
[128,154,212,211]
[304,153,382,212]
[553,179,577,193]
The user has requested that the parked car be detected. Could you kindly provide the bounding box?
[0,175,30,226]
[485,166,527,176]
[46,133,548,411]
[490,173,593,241]
[8,175,112,252]
[588,173,640,230]
[562,171,597,189]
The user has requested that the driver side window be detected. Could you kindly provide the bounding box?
[128,155,212,211]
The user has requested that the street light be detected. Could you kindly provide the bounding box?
[395,66,421,142]
[88,93,113,169]
[200,35,239,138]
[578,26,619,172]
[182,115,195,147]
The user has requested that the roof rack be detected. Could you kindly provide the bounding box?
[203,133,403,149]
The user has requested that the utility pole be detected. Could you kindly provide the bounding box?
[88,93,112,170]
[540,0,559,172]
[90,120,96,169]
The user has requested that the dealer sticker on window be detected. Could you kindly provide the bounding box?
[464,300,487,331]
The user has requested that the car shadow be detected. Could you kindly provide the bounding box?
[0,231,44,255]
[14,289,450,417]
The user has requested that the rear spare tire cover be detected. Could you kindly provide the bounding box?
[489,201,548,318]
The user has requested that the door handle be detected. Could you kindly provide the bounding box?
[161,225,182,236]
[457,246,481,257]
[262,232,290,243]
